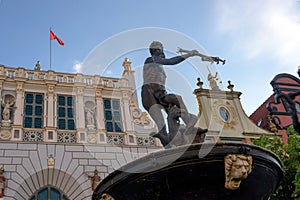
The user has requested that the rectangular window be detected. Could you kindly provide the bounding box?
[38,73,45,80]
[7,70,15,78]
[67,77,74,83]
[80,132,85,142]
[23,93,44,129]
[103,80,109,87]
[35,106,42,116]
[58,96,65,106]
[14,130,20,138]
[48,131,53,140]
[57,95,75,130]
[129,135,134,143]
[26,94,33,104]
[58,119,66,129]
[85,78,92,85]
[25,105,33,115]
[113,81,118,88]
[26,72,34,80]
[56,75,63,83]
[34,118,42,128]
[103,99,123,132]
[99,133,105,142]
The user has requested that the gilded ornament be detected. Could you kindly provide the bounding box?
[88,134,97,143]
[99,193,115,200]
[130,101,151,127]
[0,132,11,140]
[224,154,252,190]
[48,155,55,168]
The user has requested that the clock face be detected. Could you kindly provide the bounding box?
[219,106,230,122]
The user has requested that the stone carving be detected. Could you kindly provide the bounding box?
[130,101,152,127]
[85,105,96,130]
[23,131,43,142]
[99,193,114,200]
[34,60,41,71]
[268,114,278,133]
[224,154,252,190]
[134,112,151,126]
[87,133,97,143]
[57,132,77,143]
[227,80,234,91]
[136,136,156,146]
[1,97,15,125]
[48,155,55,168]
[106,135,125,145]
[0,131,11,140]
[208,72,220,90]
[0,167,5,198]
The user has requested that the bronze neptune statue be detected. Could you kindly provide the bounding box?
[141,41,211,148]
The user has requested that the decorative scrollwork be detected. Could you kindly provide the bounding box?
[130,101,152,127]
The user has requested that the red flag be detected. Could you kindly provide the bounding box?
[50,30,64,46]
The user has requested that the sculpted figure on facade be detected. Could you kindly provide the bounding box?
[224,154,252,190]
[34,60,41,71]
[85,105,96,130]
[84,167,102,191]
[208,72,220,90]
[0,167,5,198]
[2,98,15,122]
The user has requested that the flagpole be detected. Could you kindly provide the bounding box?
[50,27,52,70]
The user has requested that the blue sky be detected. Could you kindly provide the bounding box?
[1,0,300,116]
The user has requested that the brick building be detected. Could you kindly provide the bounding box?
[250,72,300,142]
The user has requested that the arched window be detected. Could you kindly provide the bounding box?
[30,186,69,200]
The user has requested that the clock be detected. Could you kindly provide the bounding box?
[219,106,230,122]
[212,100,239,129]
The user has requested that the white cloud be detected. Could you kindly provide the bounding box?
[72,61,82,73]
[214,0,300,71]
[212,0,300,115]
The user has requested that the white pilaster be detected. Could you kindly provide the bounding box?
[46,85,55,127]
[122,91,134,132]
[95,89,105,130]
[76,87,85,129]
[14,83,24,125]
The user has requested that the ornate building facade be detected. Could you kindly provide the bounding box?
[0,58,161,200]
[0,57,278,200]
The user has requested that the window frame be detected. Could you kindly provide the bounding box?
[29,186,69,200]
[23,92,44,129]
[103,98,123,133]
[57,95,76,130]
